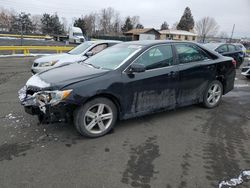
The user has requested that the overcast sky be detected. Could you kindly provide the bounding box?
[1,0,250,37]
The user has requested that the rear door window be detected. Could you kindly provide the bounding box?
[228,44,236,52]
[175,43,211,64]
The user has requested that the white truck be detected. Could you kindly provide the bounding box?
[69,26,85,44]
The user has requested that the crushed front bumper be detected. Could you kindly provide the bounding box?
[18,86,75,123]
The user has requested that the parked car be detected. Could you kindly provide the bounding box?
[31,40,121,74]
[19,41,236,138]
[234,43,247,57]
[241,62,250,78]
[203,43,244,68]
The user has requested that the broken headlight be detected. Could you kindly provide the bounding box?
[36,89,72,106]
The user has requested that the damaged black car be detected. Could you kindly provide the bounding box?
[19,41,236,138]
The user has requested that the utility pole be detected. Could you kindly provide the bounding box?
[20,23,23,46]
[229,24,235,43]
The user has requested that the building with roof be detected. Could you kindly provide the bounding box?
[160,29,197,41]
[124,28,161,41]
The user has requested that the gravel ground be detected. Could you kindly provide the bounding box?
[0,57,249,188]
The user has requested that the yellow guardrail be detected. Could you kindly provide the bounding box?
[0,46,74,56]
[247,50,250,53]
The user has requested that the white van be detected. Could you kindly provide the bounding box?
[69,27,85,44]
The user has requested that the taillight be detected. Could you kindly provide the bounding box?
[232,59,237,68]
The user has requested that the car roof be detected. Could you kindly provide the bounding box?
[89,40,122,44]
[120,40,198,47]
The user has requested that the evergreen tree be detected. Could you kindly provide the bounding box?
[74,18,86,35]
[10,12,34,34]
[121,17,133,32]
[41,13,64,35]
[177,7,194,31]
[160,21,169,30]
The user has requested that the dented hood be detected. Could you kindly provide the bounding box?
[27,63,109,89]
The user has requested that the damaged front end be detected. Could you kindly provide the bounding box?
[18,85,74,123]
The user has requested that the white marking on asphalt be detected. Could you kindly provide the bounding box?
[234,84,249,88]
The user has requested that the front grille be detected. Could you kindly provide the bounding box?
[26,86,41,96]
[33,63,39,67]
[242,68,249,72]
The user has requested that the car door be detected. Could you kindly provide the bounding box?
[121,44,179,118]
[174,43,216,107]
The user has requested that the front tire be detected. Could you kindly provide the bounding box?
[203,80,223,108]
[74,98,117,138]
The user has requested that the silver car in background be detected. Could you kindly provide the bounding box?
[31,40,121,74]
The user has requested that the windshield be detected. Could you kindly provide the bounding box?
[203,43,220,50]
[68,42,93,55]
[82,44,142,70]
[73,32,83,37]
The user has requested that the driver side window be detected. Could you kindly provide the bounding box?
[134,45,174,70]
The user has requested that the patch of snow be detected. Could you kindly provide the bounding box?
[0,36,46,41]
[219,170,250,188]
[0,53,53,58]
[234,84,249,88]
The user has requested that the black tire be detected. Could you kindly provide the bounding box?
[203,80,223,109]
[74,97,117,138]
[246,76,250,79]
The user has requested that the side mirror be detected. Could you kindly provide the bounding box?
[129,63,146,73]
[86,51,94,57]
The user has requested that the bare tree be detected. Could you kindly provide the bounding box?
[61,17,68,34]
[171,22,178,30]
[99,7,115,34]
[112,12,122,34]
[195,17,219,42]
[218,31,229,39]
[0,8,14,32]
[31,14,42,33]
[84,13,98,36]
[131,16,140,28]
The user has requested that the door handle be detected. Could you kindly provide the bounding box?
[168,71,178,77]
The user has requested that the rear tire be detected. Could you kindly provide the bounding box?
[74,97,117,138]
[203,80,223,108]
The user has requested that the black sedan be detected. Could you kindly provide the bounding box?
[203,43,244,68]
[19,41,236,138]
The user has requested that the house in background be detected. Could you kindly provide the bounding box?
[160,29,197,41]
[124,28,161,41]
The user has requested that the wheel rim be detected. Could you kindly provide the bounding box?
[207,83,222,106]
[84,103,113,134]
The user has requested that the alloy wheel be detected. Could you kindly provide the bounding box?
[84,103,113,134]
[206,83,222,106]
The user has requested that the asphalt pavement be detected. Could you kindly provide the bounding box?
[0,57,249,188]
